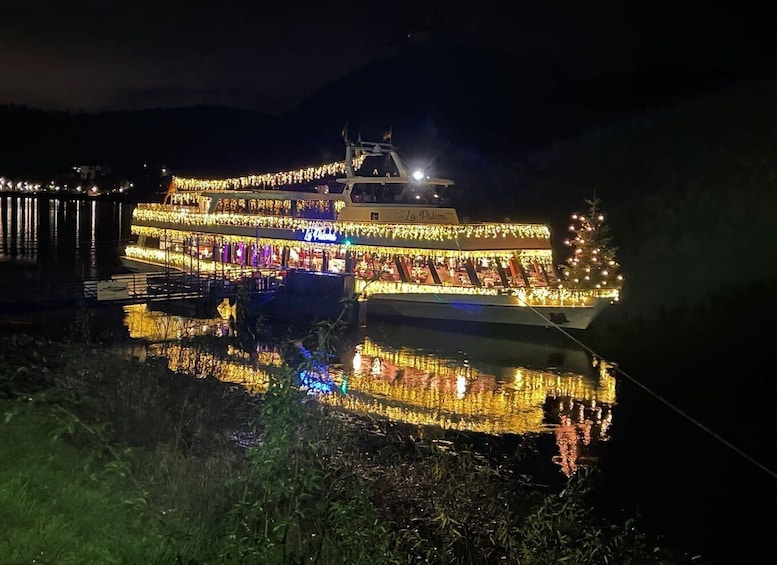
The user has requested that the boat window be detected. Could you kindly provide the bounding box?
[471,257,506,289]
[397,183,441,205]
[245,199,291,216]
[508,258,528,287]
[358,154,400,178]
[351,182,442,205]
[295,199,336,220]
[351,182,400,203]
[524,262,548,287]
[542,264,560,285]
[169,193,198,207]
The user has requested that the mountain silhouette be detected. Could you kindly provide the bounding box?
[0,44,746,198]
[0,105,277,181]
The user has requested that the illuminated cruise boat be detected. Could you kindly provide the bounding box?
[123,136,618,329]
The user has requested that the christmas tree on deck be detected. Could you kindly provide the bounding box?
[559,198,623,291]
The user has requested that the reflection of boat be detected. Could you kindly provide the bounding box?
[121,303,616,475]
[123,135,618,329]
[122,303,616,438]
[329,328,616,436]
[357,321,596,378]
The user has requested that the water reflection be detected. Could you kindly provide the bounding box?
[122,303,617,477]
[0,195,131,280]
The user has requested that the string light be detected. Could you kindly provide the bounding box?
[122,303,617,441]
[134,338,616,436]
[132,205,552,242]
[124,243,617,306]
[128,168,622,313]
[126,229,555,262]
[560,197,623,291]
[0,177,44,192]
[171,155,367,192]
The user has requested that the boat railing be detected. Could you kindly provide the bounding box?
[131,206,553,240]
[136,203,198,212]
[355,279,618,305]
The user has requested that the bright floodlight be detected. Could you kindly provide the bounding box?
[412,170,425,181]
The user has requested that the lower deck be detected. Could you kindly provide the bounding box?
[125,232,561,292]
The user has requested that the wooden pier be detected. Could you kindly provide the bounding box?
[0,271,283,314]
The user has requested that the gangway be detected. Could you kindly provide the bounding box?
[0,271,284,314]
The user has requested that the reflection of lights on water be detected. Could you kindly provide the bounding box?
[299,370,333,394]
[124,307,618,442]
[456,374,466,399]
[553,415,579,477]
[353,346,362,374]
[582,421,592,445]
[216,298,236,320]
[550,396,615,477]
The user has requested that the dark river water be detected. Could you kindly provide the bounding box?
[1,194,775,563]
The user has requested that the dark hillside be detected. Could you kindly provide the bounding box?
[502,76,777,317]
[277,45,737,193]
[0,105,277,185]
[0,44,743,198]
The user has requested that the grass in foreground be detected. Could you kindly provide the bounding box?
[0,401,186,564]
[0,329,697,564]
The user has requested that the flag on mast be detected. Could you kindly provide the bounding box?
[341,121,349,141]
[382,127,392,142]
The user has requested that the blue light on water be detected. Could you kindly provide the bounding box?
[298,369,334,394]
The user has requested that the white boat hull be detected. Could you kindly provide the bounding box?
[364,292,611,330]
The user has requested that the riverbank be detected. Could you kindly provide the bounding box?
[0,328,695,564]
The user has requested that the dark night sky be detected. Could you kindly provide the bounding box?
[1,1,776,114]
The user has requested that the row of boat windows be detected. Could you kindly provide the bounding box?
[166,194,342,219]
[167,185,447,214]
[213,198,341,220]
[153,237,558,288]
[350,182,446,205]
[352,256,557,288]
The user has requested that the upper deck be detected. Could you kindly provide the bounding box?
[165,137,460,223]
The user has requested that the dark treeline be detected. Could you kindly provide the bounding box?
[506,77,777,319]
[0,44,742,185]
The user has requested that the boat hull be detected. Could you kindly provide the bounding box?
[364,292,611,330]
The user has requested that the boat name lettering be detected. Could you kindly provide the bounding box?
[403,209,448,221]
[303,227,338,242]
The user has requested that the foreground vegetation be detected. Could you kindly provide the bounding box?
[1,317,695,564]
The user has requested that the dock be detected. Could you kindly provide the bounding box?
[0,271,282,314]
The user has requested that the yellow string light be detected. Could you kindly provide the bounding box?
[171,155,367,192]
[123,245,618,305]
[132,205,551,242]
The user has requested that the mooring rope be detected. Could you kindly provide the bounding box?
[519,299,777,482]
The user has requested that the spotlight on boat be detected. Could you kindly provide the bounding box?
[412,169,425,181]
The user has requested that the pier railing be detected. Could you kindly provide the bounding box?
[0,270,285,313]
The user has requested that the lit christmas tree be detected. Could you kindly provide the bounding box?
[559,198,624,290]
